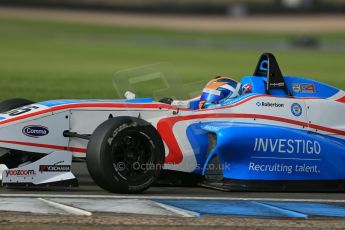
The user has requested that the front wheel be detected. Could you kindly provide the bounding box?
[86,116,165,193]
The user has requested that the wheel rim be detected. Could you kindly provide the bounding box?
[110,130,155,181]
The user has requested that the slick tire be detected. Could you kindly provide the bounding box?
[0,98,34,113]
[86,116,165,194]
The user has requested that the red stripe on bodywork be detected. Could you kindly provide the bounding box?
[1,96,344,162]
[158,113,345,164]
[0,140,86,153]
[0,95,307,126]
[0,103,173,126]
[336,96,345,103]
[1,112,345,161]
[1,112,344,162]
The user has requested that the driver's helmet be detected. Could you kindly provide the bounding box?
[199,76,242,109]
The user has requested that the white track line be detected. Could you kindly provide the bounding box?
[152,201,200,218]
[0,194,343,204]
[37,198,92,216]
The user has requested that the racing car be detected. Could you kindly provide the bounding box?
[0,53,344,193]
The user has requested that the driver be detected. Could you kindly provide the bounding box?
[199,76,242,109]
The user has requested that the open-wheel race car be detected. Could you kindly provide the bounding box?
[0,53,344,193]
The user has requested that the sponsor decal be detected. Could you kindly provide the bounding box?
[248,162,320,174]
[202,125,221,132]
[253,138,321,154]
[256,101,285,108]
[242,83,253,94]
[4,105,40,117]
[292,84,301,93]
[39,165,71,172]
[292,83,316,93]
[270,82,285,87]
[301,83,316,93]
[260,60,268,71]
[291,103,303,117]
[5,169,36,177]
[22,125,49,138]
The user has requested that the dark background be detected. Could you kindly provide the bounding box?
[1,0,344,15]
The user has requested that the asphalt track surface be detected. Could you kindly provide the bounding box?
[1,162,345,202]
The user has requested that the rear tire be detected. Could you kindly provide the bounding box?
[0,98,34,113]
[86,116,165,194]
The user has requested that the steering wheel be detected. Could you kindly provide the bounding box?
[159,98,174,105]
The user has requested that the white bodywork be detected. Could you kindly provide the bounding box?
[2,151,75,185]
[0,93,344,186]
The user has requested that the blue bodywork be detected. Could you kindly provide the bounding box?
[240,76,339,99]
[189,76,340,110]
[198,122,345,180]
[185,74,345,188]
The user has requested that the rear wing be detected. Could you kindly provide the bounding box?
[253,53,292,96]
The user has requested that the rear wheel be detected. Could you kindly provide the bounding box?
[0,98,34,113]
[86,116,165,193]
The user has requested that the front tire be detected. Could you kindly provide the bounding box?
[86,116,165,193]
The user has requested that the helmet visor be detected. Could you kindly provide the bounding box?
[200,92,223,104]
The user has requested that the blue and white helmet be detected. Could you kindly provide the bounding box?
[199,77,242,109]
